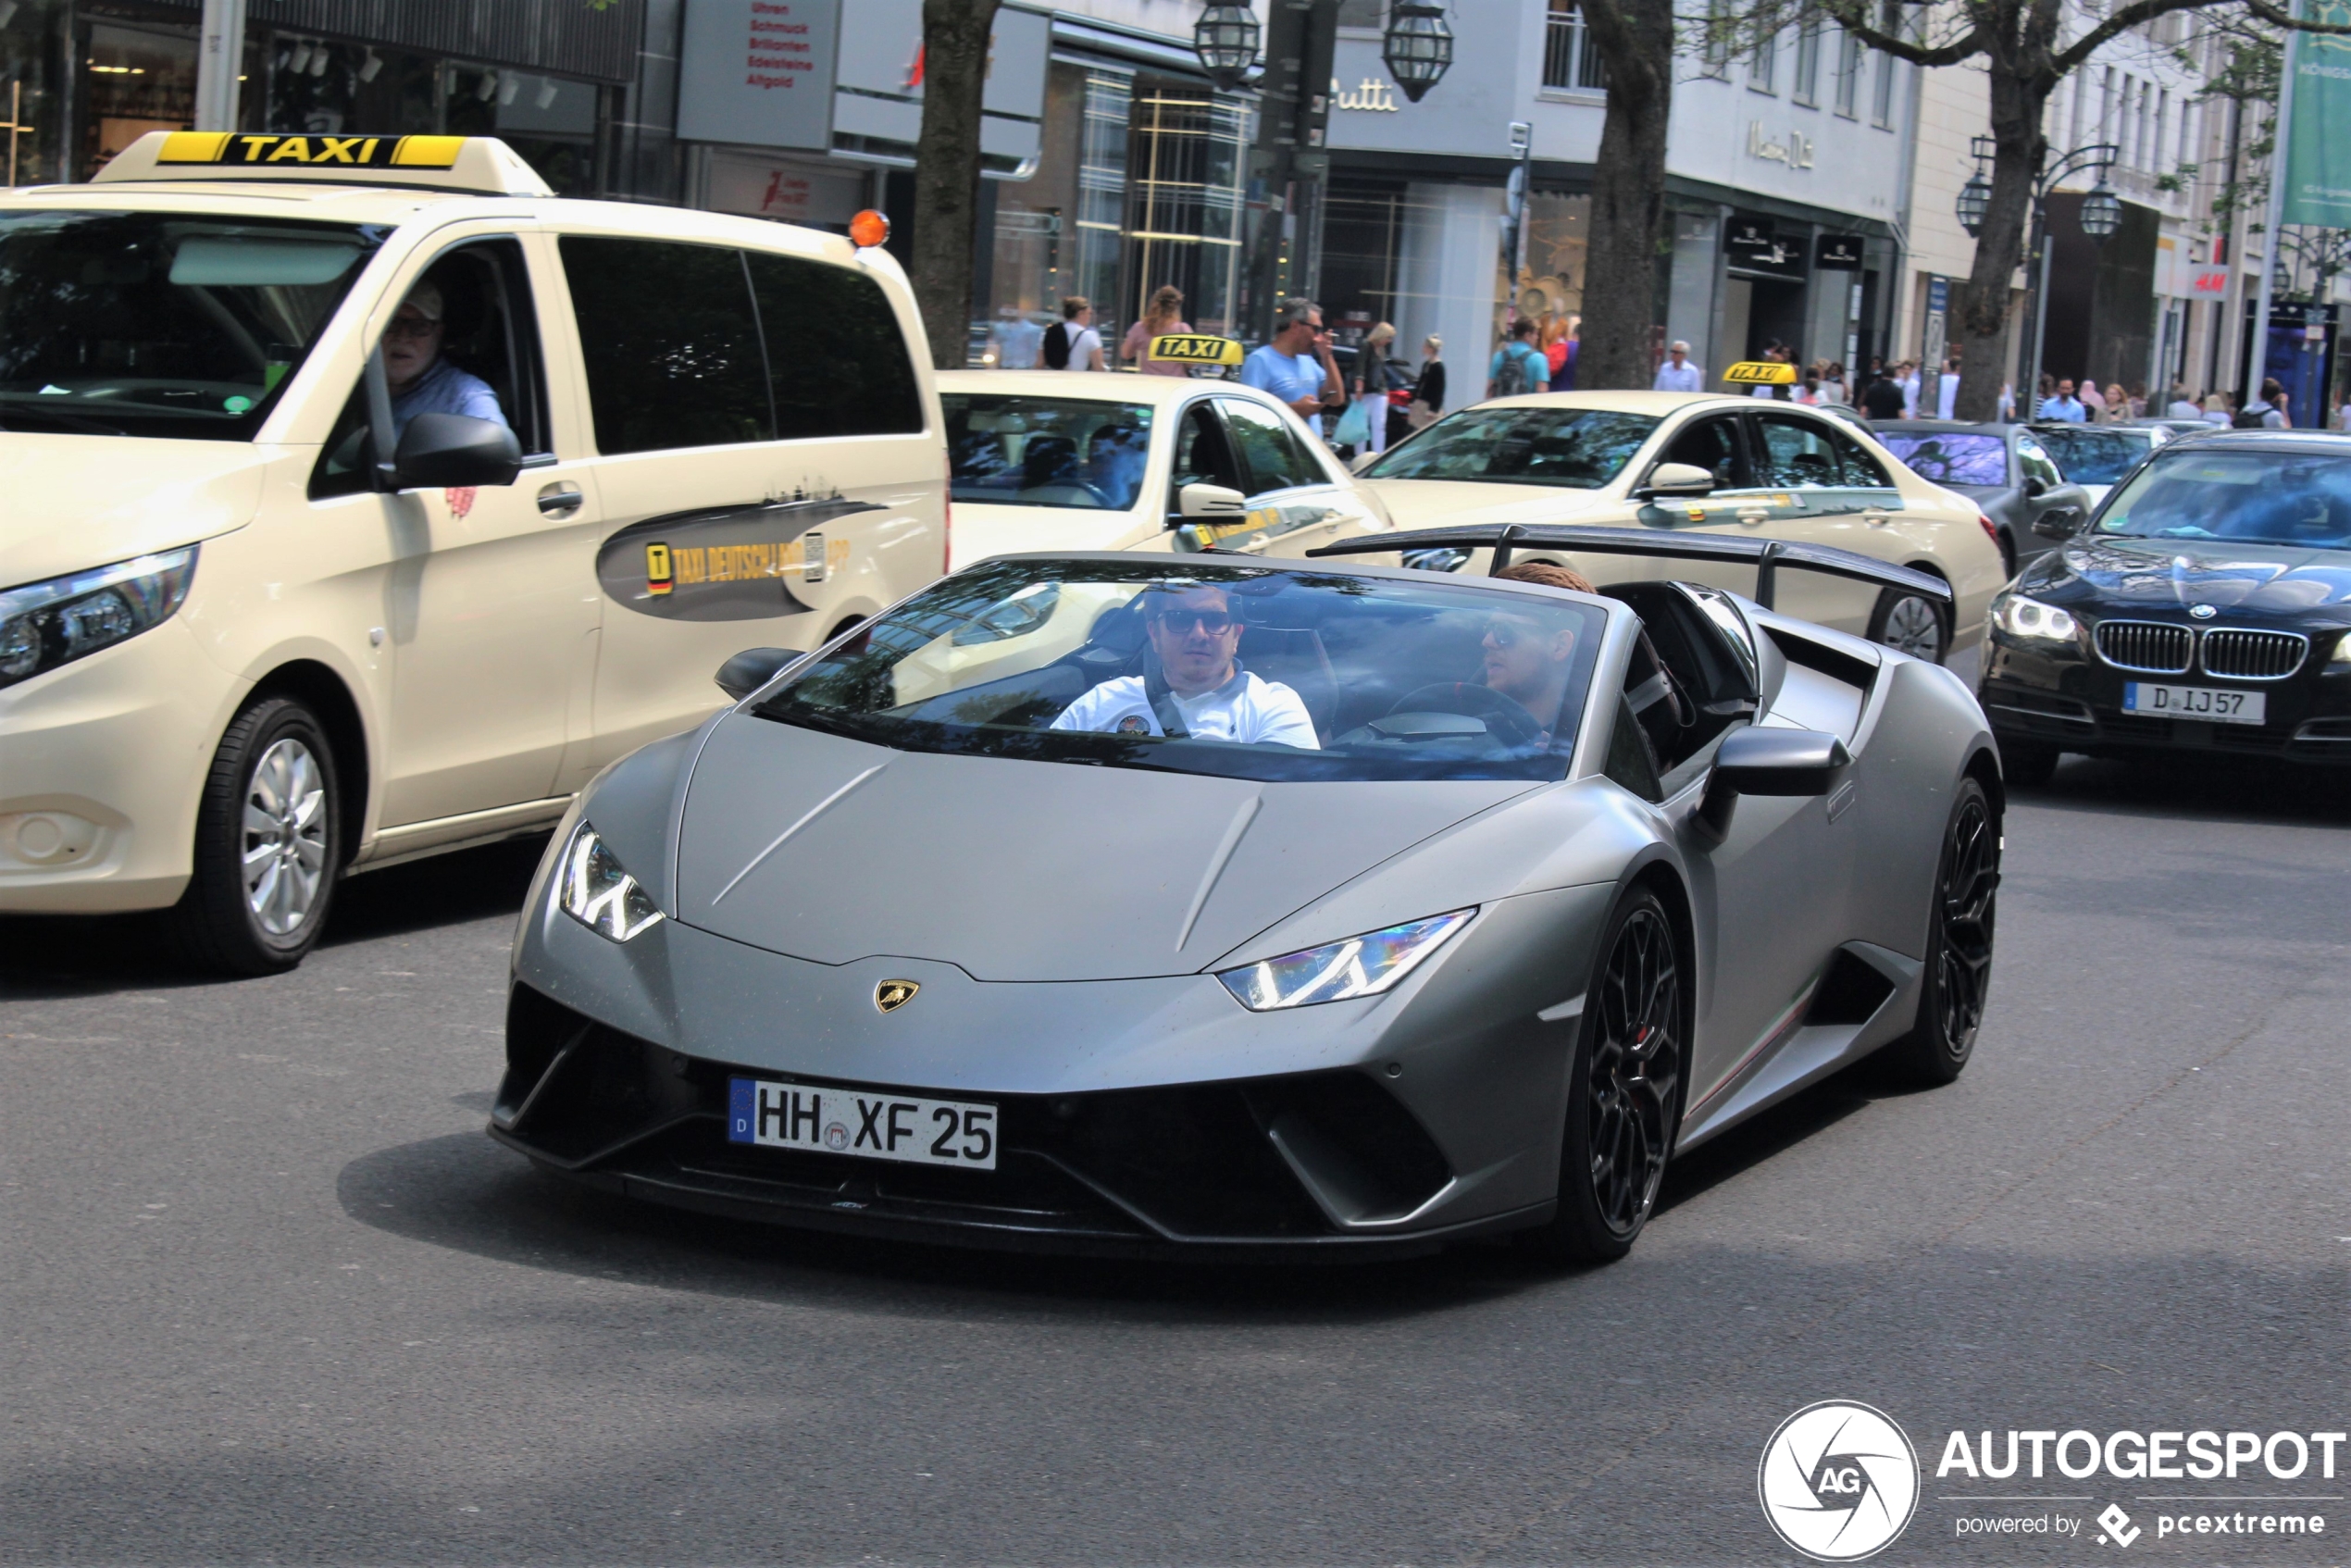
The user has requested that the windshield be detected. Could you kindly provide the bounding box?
[1362,406,1660,490]
[0,210,381,441]
[1875,431,2008,486]
[943,392,1155,512]
[2095,449,2351,549]
[2033,426,2147,484]
[753,560,1607,783]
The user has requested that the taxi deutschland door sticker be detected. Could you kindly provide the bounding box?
[594,492,880,620]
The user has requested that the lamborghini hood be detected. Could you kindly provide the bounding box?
[668,715,1532,981]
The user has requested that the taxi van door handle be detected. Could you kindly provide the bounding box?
[537,482,584,516]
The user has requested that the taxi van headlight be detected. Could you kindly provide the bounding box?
[557,823,665,942]
[1218,909,1474,1012]
[0,546,197,691]
[1991,591,2078,643]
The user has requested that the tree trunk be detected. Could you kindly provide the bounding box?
[1950,63,2051,420]
[1578,0,1675,390]
[910,0,1002,371]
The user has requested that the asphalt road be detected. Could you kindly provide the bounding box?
[3,753,2345,1565]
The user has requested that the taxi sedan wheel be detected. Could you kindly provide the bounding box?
[1868,585,1949,664]
[172,696,342,976]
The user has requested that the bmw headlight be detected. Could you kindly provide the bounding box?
[0,546,197,691]
[1218,909,1474,1011]
[557,823,665,941]
[2330,631,2351,666]
[1991,591,2078,642]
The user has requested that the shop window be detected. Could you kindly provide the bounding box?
[1748,28,1777,94]
[81,21,195,175]
[2,0,70,184]
[1871,0,1900,127]
[1792,23,1822,106]
[742,250,926,441]
[1833,29,1862,118]
[559,238,770,456]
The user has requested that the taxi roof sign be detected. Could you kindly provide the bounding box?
[1149,333,1244,367]
[92,132,554,197]
[1723,360,1797,385]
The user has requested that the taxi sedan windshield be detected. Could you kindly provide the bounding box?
[0,210,381,440]
[755,561,1607,783]
[1362,406,1660,490]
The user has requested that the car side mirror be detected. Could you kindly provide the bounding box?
[1694,727,1851,840]
[1633,462,1716,502]
[2022,473,2048,498]
[715,646,805,701]
[1178,482,1248,519]
[2033,507,2084,540]
[393,413,523,491]
[1347,450,1378,474]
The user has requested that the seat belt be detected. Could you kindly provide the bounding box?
[1144,667,1190,738]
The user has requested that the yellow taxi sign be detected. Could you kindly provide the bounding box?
[93,131,554,197]
[1723,360,1797,385]
[1149,333,1244,367]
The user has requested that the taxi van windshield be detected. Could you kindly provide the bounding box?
[0,210,382,441]
[753,561,1607,783]
[1362,407,1660,490]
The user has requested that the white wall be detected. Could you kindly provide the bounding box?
[1394,181,1504,404]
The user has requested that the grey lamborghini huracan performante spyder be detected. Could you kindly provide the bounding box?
[491,529,2003,1262]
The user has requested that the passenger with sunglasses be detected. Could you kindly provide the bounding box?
[1050,584,1318,747]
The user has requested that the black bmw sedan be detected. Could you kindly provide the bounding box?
[1978,430,2351,782]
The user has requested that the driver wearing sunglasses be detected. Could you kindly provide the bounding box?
[1051,583,1319,747]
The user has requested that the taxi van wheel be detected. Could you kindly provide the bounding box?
[171,696,343,977]
[1867,585,1949,665]
[1876,778,1997,1088]
[1522,887,1685,1265]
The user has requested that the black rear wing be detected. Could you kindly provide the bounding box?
[1306,523,1952,612]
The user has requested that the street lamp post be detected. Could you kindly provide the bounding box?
[1959,137,2119,412]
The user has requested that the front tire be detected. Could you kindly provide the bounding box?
[1877,777,1997,1086]
[171,696,342,976]
[1868,583,1949,665]
[1524,887,1686,1263]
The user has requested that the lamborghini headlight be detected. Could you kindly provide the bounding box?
[1218,909,1474,1011]
[0,546,197,691]
[1991,591,2078,642]
[557,823,665,941]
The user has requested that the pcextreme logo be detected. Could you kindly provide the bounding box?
[1759,1401,1922,1561]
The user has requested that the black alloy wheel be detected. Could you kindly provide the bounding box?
[1527,887,1685,1263]
[1868,584,1950,665]
[1879,777,1997,1086]
[170,695,344,976]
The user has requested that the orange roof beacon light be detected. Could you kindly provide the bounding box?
[849,209,890,250]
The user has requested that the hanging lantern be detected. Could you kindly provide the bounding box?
[2078,183,2123,243]
[1955,170,1991,237]
[1383,2,1455,103]
[1194,4,1261,92]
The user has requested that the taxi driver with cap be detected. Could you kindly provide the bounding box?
[382,276,508,440]
[1051,583,1319,747]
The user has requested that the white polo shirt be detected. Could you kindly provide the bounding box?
[1051,668,1320,748]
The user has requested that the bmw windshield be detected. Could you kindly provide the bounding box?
[753,561,1607,782]
[0,210,381,440]
[2094,448,2351,549]
[1362,407,1660,490]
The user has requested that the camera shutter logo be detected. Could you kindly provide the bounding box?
[1758,1400,1920,1561]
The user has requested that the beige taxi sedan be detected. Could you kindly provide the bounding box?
[1356,391,2008,664]
[938,370,1393,569]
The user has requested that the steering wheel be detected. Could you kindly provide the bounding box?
[1385,683,1543,747]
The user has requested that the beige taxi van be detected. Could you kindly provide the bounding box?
[0,133,944,971]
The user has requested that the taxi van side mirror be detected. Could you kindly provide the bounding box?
[1178,482,1248,519]
[1694,727,1851,840]
[393,413,523,491]
[1632,462,1715,502]
[715,647,805,702]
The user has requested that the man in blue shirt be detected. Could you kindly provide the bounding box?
[2036,378,2087,423]
[383,279,507,440]
[1239,297,1343,421]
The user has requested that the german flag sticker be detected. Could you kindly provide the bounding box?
[645,542,673,596]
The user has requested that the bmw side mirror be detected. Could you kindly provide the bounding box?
[1633,462,1716,503]
[715,647,804,701]
[1178,482,1248,519]
[393,412,523,491]
[1694,727,1851,840]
